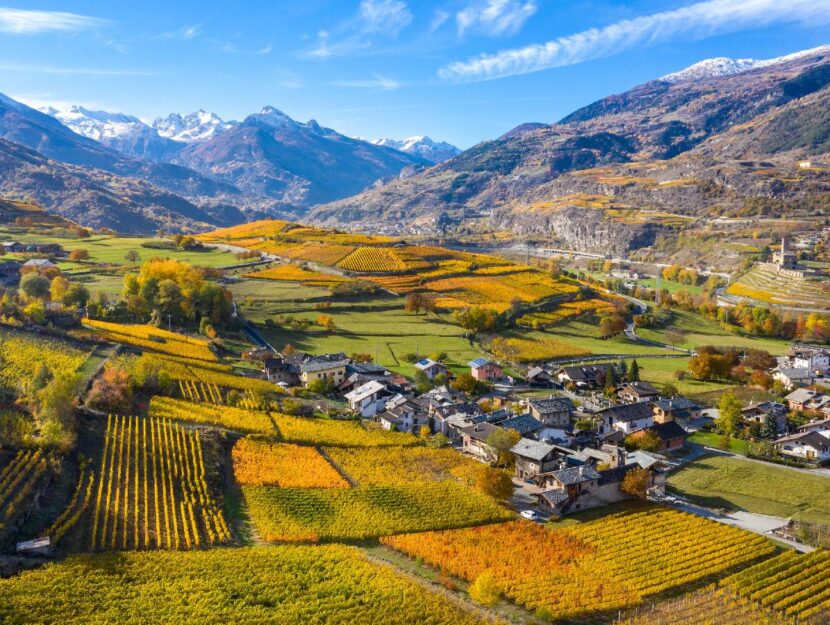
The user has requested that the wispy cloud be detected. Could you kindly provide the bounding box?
[0,62,156,76]
[429,9,450,32]
[456,0,537,37]
[334,73,402,90]
[440,0,830,82]
[156,23,201,40]
[305,0,412,59]
[0,7,106,34]
[258,44,272,55]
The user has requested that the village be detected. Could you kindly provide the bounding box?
[244,339,830,522]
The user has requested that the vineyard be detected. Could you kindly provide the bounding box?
[273,413,418,447]
[243,482,515,543]
[722,550,830,622]
[150,396,275,434]
[85,320,218,362]
[518,298,618,329]
[490,335,590,362]
[245,264,349,287]
[0,450,48,542]
[324,446,476,486]
[0,545,495,625]
[45,464,95,547]
[382,507,775,620]
[143,354,283,395]
[0,328,88,389]
[88,413,230,550]
[232,439,349,488]
[178,379,223,404]
[337,247,406,273]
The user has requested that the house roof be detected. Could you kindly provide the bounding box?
[649,420,687,441]
[526,366,548,379]
[548,465,601,486]
[557,366,602,381]
[599,402,654,423]
[500,414,543,435]
[742,401,787,416]
[528,397,574,415]
[415,358,444,370]
[653,397,699,412]
[777,367,814,380]
[539,489,570,506]
[798,418,830,431]
[619,381,659,397]
[22,258,54,267]
[511,438,556,461]
[598,463,638,486]
[347,362,390,376]
[344,380,387,402]
[468,357,494,369]
[458,422,501,442]
[786,388,822,403]
[300,359,349,373]
[776,431,830,449]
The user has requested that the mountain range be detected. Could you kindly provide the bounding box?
[308,45,830,255]
[1,44,829,241]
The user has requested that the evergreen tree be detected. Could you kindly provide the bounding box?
[629,359,640,382]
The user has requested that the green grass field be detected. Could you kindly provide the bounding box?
[532,320,675,357]
[637,278,703,295]
[594,356,732,396]
[0,229,241,268]
[668,455,830,525]
[687,432,750,455]
[637,309,790,355]
[231,280,481,375]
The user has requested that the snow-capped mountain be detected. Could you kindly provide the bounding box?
[371,136,460,163]
[153,110,234,143]
[661,44,830,83]
[40,105,182,161]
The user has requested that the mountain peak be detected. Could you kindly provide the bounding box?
[661,44,830,83]
[153,110,232,143]
[246,106,296,128]
[371,135,460,163]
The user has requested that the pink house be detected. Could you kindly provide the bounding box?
[469,357,503,381]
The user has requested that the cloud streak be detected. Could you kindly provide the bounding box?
[305,0,412,58]
[0,7,106,34]
[456,0,537,37]
[440,0,830,82]
[334,73,402,90]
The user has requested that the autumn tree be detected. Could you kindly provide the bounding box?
[451,373,490,396]
[316,314,336,331]
[454,306,499,333]
[69,249,89,261]
[485,428,522,467]
[625,429,661,452]
[716,391,742,437]
[621,467,650,499]
[125,249,140,263]
[468,570,500,606]
[475,467,514,502]
[20,273,51,300]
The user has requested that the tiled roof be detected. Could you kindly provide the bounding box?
[549,465,601,486]
[599,402,653,423]
[654,397,699,412]
[459,422,501,442]
[300,359,349,373]
[649,420,687,441]
[539,489,569,506]
[511,438,556,461]
[501,414,543,435]
[528,397,574,414]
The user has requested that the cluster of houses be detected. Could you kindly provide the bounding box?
[0,240,64,287]
[773,388,830,462]
[262,353,697,518]
[773,345,830,390]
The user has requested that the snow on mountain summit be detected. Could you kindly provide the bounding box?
[661,44,830,83]
[153,110,234,143]
[371,136,460,163]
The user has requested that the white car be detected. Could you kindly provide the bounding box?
[520,510,538,521]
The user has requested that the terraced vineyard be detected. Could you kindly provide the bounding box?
[727,263,830,309]
[0,328,89,389]
[85,320,219,362]
[383,507,776,621]
[0,450,48,542]
[88,413,230,550]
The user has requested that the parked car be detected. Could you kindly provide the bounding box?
[520,510,538,521]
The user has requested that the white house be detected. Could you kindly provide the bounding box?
[598,403,654,435]
[791,347,830,376]
[774,367,814,390]
[414,358,449,381]
[344,380,390,418]
[775,431,830,463]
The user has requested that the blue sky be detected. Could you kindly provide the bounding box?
[1,0,829,148]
